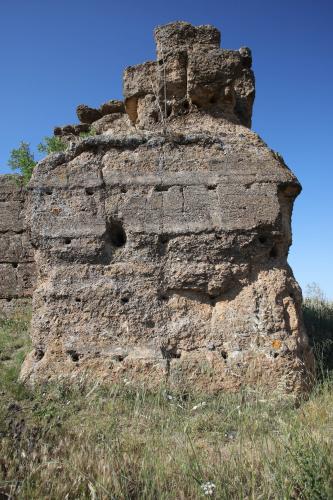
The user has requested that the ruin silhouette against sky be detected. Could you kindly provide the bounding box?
[1,0,332,298]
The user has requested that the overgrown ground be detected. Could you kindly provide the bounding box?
[0,300,333,499]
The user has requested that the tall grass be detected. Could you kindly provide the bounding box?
[0,304,333,499]
[303,289,333,371]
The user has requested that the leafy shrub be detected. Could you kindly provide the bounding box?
[7,135,67,185]
[38,135,67,154]
[79,127,96,138]
[8,142,37,185]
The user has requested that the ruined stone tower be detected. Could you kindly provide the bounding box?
[18,22,313,393]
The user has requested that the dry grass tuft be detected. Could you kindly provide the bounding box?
[0,306,333,499]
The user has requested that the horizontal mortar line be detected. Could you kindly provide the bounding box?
[0,230,26,235]
[0,294,32,296]
[28,180,279,192]
[34,134,228,169]
[0,261,35,264]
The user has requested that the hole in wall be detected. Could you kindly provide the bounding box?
[85,187,94,196]
[67,349,80,362]
[113,354,126,362]
[108,220,126,247]
[75,297,81,303]
[99,220,127,264]
[158,233,170,256]
[64,238,72,245]
[269,246,278,258]
[151,110,159,123]
[155,185,170,192]
[34,348,45,361]
[120,186,127,194]
[159,294,168,302]
[207,185,217,191]
[12,263,18,269]
[44,187,52,195]
[6,298,13,303]
[145,320,155,328]
[161,346,181,359]
[159,234,169,244]
[221,350,228,360]
[121,296,129,304]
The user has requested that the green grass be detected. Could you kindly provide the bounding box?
[303,296,333,371]
[0,309,333,499]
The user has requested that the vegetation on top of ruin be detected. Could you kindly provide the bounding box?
[7,141,37,185]
[0,294,333,499]
[79,127,97,139]
[37,136,67,155]
[7,130,96,184]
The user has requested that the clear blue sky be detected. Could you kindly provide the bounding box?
[1,0,332,298]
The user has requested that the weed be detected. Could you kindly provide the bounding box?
[38,136,67,154]
[0,306,332,498]
[79,127,97,139]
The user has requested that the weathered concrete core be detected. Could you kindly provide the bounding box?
[16,21,313,394]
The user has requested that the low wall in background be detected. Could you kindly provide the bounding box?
[0,175,36,317]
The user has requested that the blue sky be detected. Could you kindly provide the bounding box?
[1,0,332,298]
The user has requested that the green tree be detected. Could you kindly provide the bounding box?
[8,141,36,185]
[38,136,66,154]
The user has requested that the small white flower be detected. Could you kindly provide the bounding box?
[192,401,207,411]
[225,430,237,440]
[167,394,173,400]
[201,481,216,496]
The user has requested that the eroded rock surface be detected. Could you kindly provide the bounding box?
[21,22,313,394]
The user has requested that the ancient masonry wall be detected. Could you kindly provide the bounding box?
[0,21,313,395]
[0,175,36,316]
[19,22,313,395]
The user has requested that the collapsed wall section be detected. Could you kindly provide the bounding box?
[0,175,36,316]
